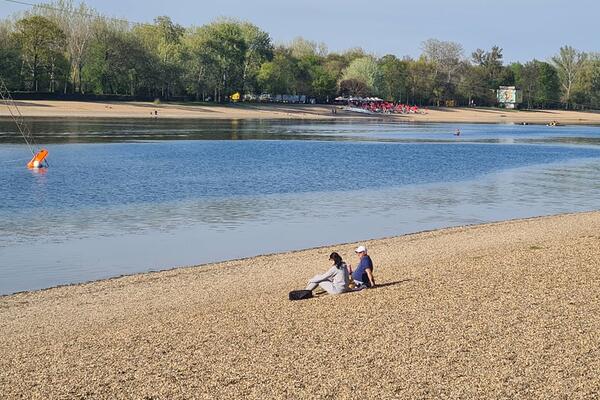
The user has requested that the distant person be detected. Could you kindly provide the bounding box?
[305,252,350,295]
[350,245,375,288]
[454,128,461,136]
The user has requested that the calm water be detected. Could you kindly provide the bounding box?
[1,119,600,294]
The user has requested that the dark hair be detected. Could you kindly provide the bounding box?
[329,252,343,268]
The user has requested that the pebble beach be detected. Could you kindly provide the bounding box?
[1,211,600,398]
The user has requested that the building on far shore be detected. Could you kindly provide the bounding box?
[496,86,523,109]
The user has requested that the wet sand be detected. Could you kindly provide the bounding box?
[1,211,600,398]
[1,100,600,125]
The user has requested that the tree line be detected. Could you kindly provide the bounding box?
[1,0,599,109]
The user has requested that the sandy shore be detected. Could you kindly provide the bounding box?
[2,100,600,124]
[1,212,600,398]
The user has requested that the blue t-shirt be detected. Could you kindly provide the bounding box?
[352,255,373,286]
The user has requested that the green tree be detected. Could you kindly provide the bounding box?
[472,46,504,83]
[552,45,587,109]
[257,48,297,94]
[240,22,273,94]
[322,53,348,81]
[513,61,536,108]
[30,0,97,93]
[458,62,489,106]
[378,54,408,102]
[591,61,600,108]
[421,39,464,104]
[310,65,337,101]
[83,19,156,95]
[14,15,67,92]
[469,46,512,106]
[535,61,560,108]
[571,55,600,109]
[406,58,434,105]
[341,47,368,65]
[422,39,464,84]
[135,16,185,99]
[342,56,383,96]
[186,20,247,102]
[514,60,558,108]
[0,21,21,90]
[288,37,327,59]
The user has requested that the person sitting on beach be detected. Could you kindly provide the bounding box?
[305,252,350,295]
[350,245,375,289]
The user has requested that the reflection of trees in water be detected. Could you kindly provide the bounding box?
[3,159,600,249]
[0,118,350,143]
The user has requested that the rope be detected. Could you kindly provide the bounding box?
[0,77,37,156]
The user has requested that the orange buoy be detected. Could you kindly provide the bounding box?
[27,148,48,169]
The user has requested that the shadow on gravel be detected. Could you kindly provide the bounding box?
[373,279,412,289]
[311,279,413,297]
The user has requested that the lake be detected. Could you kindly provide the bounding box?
[1,119,600,294]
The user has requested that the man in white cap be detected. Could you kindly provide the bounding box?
[351,245,375,288]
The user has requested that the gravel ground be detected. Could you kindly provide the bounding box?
[1,212,600,399]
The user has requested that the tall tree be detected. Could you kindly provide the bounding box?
[288,37,327,59]
[257,48,297,95]
[472,45,504,83]
[310,65,337,101]
[83,18,156,96]
[135,16,185,99]
[14,15,67,92]
[458,62,489,106]
[406,58,435,105]
[421,39,464,104]
[552,45,587,109]
[342,56,383,96]
[31,0,97,93]
[571,54,600,109]
[514,60,558,108]
[186,20,247,102]
[239,22,273,94]
[0,21,21,89]
[378,54,408,102]
[422,39,463,84]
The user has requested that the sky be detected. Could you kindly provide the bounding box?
[1,0,597,63]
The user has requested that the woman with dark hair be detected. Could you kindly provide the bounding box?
[305,252,350,295]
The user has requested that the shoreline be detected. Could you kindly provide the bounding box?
[0,210,590,299]
[2,100,600,125]
[2,211,600,398]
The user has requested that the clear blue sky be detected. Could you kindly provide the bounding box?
[2,0,597,62]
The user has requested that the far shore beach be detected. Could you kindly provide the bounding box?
[1,211,600,398]
[2,100,600,125]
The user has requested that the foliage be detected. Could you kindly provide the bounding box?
[513,60,559,108]
[0,21,21,89]
[14,15,67,91]
[338,78,369,97]
[134,16,185,98]
[378,54,408,102]
[342,56,383,96]
[257,48,297,94]
[0,3,598,109]
[552,45,588,109]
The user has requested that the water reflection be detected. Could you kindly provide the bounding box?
[1,118,600,145]
[1,119,600,294]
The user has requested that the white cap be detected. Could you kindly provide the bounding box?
[355,245,367,253]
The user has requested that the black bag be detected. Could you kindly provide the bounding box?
[288,289,313,301]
